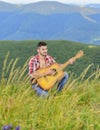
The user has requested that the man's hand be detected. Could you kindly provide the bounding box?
[45,69,56,76]
[68,58,75,64]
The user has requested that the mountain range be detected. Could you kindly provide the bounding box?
[0,1,100,45]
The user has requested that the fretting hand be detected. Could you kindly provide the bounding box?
[68,58,75,64]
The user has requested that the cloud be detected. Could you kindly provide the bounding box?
[1,0,100,4]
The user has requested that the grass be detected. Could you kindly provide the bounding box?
[0,55,100,130]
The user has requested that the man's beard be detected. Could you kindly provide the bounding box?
[41,52,47,56]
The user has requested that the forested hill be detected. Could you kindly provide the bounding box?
[0,40,100,79]
[0,1,100,44]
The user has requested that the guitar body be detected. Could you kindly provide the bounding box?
[35,63,64,90]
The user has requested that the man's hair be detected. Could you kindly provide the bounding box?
[37,41,47,47]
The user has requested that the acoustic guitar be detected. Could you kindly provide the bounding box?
[31,50,84,90]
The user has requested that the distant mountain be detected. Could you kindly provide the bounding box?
[0,1,100,45]
[86,4,100,9]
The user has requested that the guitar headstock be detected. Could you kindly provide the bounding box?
[75,50,84,59]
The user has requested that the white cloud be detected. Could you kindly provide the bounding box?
[1,0,100,4]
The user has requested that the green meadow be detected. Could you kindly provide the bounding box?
[0,40,100,129]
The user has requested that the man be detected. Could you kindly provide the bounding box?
[29,41,74,97]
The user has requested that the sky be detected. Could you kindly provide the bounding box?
[0,0,100,5]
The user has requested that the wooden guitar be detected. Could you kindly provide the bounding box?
[31,50,84,90]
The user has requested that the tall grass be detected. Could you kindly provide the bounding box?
[0,55,100,130]
[1,52,29,86]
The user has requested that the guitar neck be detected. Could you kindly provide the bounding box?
[61,61,70,70]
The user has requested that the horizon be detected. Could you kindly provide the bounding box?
[0,0,100,5]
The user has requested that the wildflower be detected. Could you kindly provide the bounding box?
[15,126,20,130]
[2,124,13,130]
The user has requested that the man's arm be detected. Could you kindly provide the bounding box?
[31,69,55,79]
[68,57,75,64]
[31,71,44,79]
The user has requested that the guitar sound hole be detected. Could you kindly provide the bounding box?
[52,68,57,75]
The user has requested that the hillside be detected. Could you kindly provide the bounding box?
[0,40,100,79]
[0,1,100,44]
[0,39,100,129]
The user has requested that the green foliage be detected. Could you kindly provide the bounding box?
[0,54,100,129]
[0,63,100,129]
